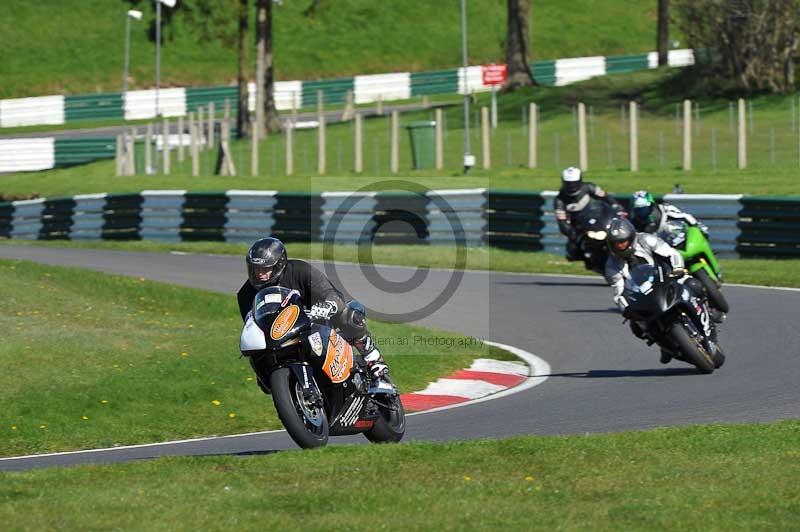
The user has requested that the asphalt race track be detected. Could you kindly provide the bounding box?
[2,245,799,471]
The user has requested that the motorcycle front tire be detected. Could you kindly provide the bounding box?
[669,323,716,374]
[269,367,329,449]
[694,268,730,313]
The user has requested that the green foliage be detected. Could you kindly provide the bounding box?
[0,0,664,98]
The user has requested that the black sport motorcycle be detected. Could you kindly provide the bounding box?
[573,202,620,274]
[239,286,405,448]
[622,263,725,374]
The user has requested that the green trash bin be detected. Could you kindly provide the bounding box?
[406,120,436,170]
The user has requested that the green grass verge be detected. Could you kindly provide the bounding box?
[0,259,513,458]
[2,421,799,530]
[1,0,663,98]
[4,239,800,289]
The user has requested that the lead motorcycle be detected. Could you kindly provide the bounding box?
[573,202,620,274]
[240,286,405,448]
[622,263,725,374]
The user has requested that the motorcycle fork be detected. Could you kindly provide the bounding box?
[288,364,324,407]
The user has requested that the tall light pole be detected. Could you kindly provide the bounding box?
[460,0,474,173]
[123,9,143,94]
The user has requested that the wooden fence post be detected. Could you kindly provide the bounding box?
[738,98,747,169]
[528,103,537,168]
[390,110,399,173]
[115,134,123,176]
[285,124,294,176]
[163,117,170,175]
[318,115,327,175]
[354,112,363,173]
[435,108,443,170]
[629,101,638,172]
[177,115,185,163]
[683,99,692,170]
[578,102,588,171]
[481,106,490,169]
[145,122,153,175]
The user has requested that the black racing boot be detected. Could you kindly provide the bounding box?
[659,347,674,364]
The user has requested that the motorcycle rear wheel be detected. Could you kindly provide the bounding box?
[269,367,329,448]
[694,268,730,313]
[364,394,406,444]
[669,323,715,374]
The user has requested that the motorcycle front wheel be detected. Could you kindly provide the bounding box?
[364,394,406,444]
[669,323,715,374]
[269,367,329,448]
[694,268,730,313]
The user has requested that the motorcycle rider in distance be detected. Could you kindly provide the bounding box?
[628,190,709,245]
[554,167,626,261]
[237,237,394,392]
[603,218,717,364]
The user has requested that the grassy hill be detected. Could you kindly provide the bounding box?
[0,0,667,98]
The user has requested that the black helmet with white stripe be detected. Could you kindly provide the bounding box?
[606,218,636,260]
[561,166,583,197]
[246,237,288,289]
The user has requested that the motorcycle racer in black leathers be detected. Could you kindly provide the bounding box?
[237,237,393,390]
[554,167,625,261]
[603,218,717,364]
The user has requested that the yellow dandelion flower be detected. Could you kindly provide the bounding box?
[246,377,254,381]
[180,352,189,357]
[82,416,89,421]
[228,413,236,418]
[211,400,221,406]
[463,476,472,481]
[39,424,46,429]
[11,426,17,430]
[188,324,194,328]
[100,400,109,404]
[525,476,534,482]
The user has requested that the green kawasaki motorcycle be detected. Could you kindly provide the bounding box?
[671,225,730,314]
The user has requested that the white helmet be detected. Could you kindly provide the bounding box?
[561,167,583,196]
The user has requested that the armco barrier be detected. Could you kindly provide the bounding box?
[737,197,800,257]
[2,190,795,258]
[483,190,546,250]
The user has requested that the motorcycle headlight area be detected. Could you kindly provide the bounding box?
[586,230,607,240]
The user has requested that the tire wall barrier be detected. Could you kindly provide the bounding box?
[2,189,797,258]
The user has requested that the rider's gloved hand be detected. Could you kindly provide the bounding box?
[669,267,689,278]
[308,300,338,321]
[614,295,629,313]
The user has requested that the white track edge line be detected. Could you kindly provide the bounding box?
[0,341,548,463]
[0,428,286,463]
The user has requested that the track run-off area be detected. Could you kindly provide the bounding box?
[1,245,799,471]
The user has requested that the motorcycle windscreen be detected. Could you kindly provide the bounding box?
[253,287,293,319]
[322,331,354,384]
[624,264,658,294]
